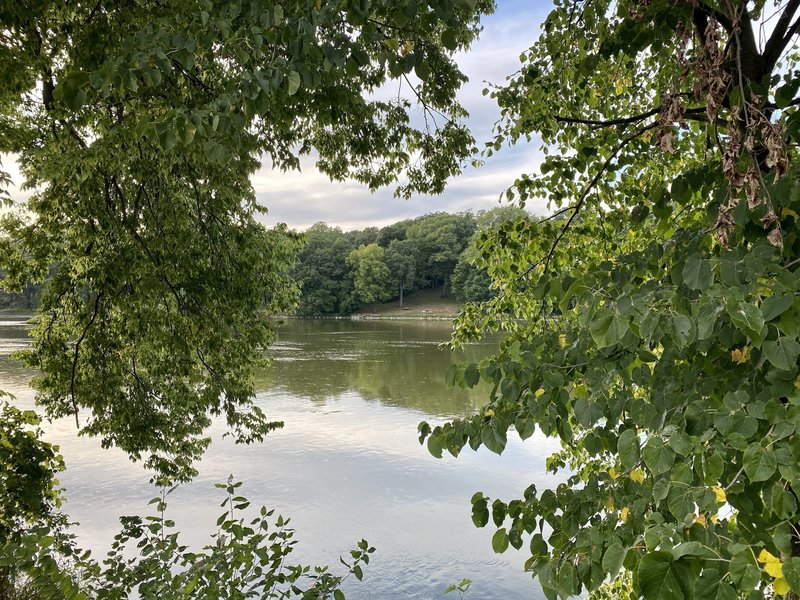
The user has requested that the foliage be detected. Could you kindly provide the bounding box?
[0,0,493,482]
[405,212,476,294]
[347,243,393,306]
[384,239,417,307]
[0,479,374,599]
[451,207,532,303]
[421,1,800,599]
[444,578,472,599]
[293,223,357,315]
[292,213,480,313]
[0,395,65,599]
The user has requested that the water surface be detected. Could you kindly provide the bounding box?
[0,317,562,599]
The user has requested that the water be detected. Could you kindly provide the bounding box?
[0,317,562,599]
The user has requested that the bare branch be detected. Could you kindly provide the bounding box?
[761,0,800,73]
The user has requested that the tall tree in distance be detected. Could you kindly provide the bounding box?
[422,1,800,599]
[347,243,394,306]
[406,212,476,296]
[385,238,417,308]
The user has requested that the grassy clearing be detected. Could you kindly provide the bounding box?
[353,287,461,318]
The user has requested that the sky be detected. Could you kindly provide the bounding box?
[255,0,553,231]
[3,1,554,232]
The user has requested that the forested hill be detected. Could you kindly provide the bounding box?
[0,207,532,315]
[291,206,530,316]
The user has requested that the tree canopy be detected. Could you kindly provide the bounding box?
[421,1,800,599]
[0,0,492,483]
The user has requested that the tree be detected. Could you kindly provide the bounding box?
[385,238,417,308]
[293,223,356,315]
[347,243,394,306]
[421,2,800,599]
[452,206,531,302]
[406,212,476,296]
[0,0,493,483]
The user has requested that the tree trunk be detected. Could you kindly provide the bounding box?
[399,280,404,308]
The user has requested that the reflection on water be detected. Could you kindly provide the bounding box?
[0,317,562,599]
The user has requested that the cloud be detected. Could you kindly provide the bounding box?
[256,5,551,232]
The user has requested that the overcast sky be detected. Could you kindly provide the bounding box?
[256,1,553,231]
[3,2,553,232]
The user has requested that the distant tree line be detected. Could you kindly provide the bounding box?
[292,207,530,315]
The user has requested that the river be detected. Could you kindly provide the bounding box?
[0,317,562,599]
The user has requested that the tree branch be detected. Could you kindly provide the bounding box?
[541,121,659,274]
[71,292,103,427]
[761,0,800,73]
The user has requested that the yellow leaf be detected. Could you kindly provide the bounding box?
[694,513,707,526]
[759,549,779,564]
[774,577,790,596]
[712,486,726,504]
[766,561,784,579]
[559,334,567,348]
[731,346,751,364]
[710,514,719,523]
[795,375,800,390]
[758,549,784,578]
[781,207,799,220]
[620,507,629,522]
[604,495,615,512]
[535,388,545,398]
[484,409,495,417]
[609,467,619,480]
[630,468,645,484]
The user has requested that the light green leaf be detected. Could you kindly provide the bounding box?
[286,71,301,96]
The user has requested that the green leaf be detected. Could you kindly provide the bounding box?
[286,71,301,96]
[481,423,507,454]
[683,255,712,291]
[694,570,737,600]
[637,552,695,600]
[743,443,777,482]
[783,557,800,592]
[464,363,480,387]
[471,498,489,528]
[427,434,443,459]
[491,528,509,553]
[643,440,675,475]
[727,301,766,346]
[58,73,87,112]
[618,429,640,469]
[590,310,628,348]
[441,29,458,51]
[762,294,794,321]
[334,589,345,600]
[602,543,626,579]
[763,337,800,371]
[729,551,761,591]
